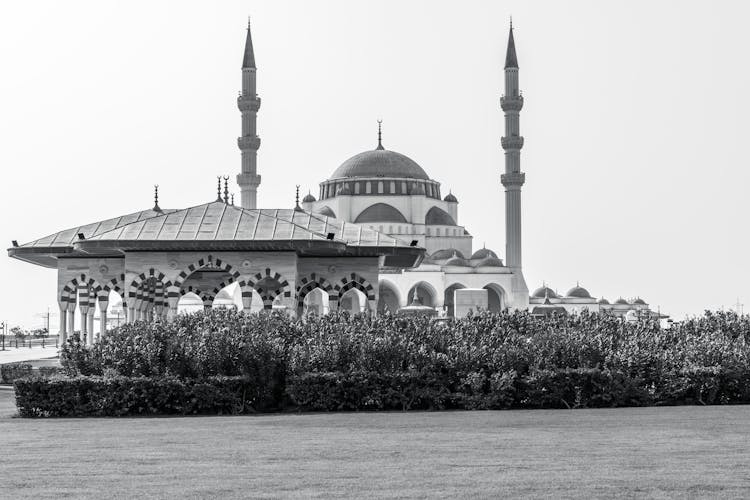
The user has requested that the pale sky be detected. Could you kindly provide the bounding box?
[1,1,749,327]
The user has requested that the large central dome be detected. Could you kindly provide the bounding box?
[330,147,430,180]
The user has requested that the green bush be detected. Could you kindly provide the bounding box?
[1,363,33,384]
[14,375,259,417]
[16,308,750,416]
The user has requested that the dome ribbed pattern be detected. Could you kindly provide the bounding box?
[331,149,430,180]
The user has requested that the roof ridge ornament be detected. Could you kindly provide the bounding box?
[294,185,303,211]
[376,119,384,150]
[216,176,222,202]
[153,185,162,212]
[223,176,230,204]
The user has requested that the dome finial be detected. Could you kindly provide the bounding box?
[376,119,384,150]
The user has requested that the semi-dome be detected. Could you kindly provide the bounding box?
[429,248,466,260]
[532,286,558,299]
[330,148,430,180]
[471,248,499,260]
[444,256,471,267]
[565,284,592,299]
[473,257,504,268]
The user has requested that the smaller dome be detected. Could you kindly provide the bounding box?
[598,297,610,305]
[532,286,558,299]
[565,285,592,299]
[444,192,458,203]
[302,192,316,203]
[614,297,629,305]
[429,248,466,260]
[444,256,471,267]
[473,257,504,267]
[471,248,499,260]
[632,298,647,305]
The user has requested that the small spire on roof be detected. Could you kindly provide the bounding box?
[376,119,384,150]
[153,184,161,212]
[216,176,222,202]
[223,176,230,204]
[294,184,303,211]
[231,193,235,206]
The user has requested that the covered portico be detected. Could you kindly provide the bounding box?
[9,201,424,346]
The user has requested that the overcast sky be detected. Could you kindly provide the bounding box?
[1,1,749,327]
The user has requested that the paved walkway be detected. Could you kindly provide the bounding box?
[0,345,59,365]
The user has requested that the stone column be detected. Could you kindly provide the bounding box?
[67,306,76,339]
[86,310,95,346]
[58,302,68,347]
[241,287,253,313]
[98,299,108,340]
[167,296,179,321]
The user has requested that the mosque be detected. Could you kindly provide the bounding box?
[7,20,655,345]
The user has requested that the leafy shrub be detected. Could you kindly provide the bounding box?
[17,308,750,416]
[14,375,259,417]
[1,363,33,384]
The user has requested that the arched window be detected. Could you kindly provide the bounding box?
[425,206,457,226]
[378,181,384,194]
[354,203,408,223]
[366,182,372,194]
[355,182,360,194]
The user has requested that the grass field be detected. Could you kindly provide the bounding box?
[1,389,749,499]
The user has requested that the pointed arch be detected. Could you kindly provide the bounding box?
[295,273,335,308]
[354,203,407,224]
[238,268,291,310]
[171,255,241,297]
[332,273,376,303]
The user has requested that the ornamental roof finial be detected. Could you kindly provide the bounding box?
[153,184,161,212]
[216,176,222,202]
[376,119,384,150]
[223,176,230,204]
[294,185,303,211]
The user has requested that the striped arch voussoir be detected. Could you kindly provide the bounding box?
[61,274,103,304]
[173,255,241,290]
[332,273,376,302]
[295,273,335,307]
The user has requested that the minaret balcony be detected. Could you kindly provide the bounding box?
[501,172,525,187]
[237,136,261,150]
[237,173,261,188]
[237,95,261,112]
[500,95,523,112]
[501,136,524,150]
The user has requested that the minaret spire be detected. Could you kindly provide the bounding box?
[500,19,528,308]
[504,19,518,69]
[237,18,262,209]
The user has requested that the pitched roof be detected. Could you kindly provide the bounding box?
[9,201,423,267]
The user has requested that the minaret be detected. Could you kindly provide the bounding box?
[500,21,525,270]
[237,19,261,209]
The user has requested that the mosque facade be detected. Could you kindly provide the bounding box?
[8,20,656,344]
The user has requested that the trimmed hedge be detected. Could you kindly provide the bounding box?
[14,375,260,417]
[13,309,750,416]
[285,367,750,411]
[1,363,33,384]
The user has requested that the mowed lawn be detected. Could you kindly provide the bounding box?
[1,389,749,499]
